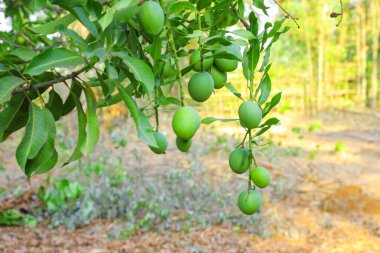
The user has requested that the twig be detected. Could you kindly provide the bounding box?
[231,4,250,30]
[12,67,88,95]
[336,0,343,27]
[272,0,300,28]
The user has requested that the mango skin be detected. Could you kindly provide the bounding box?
[149,132,168,154]
[229,148,250,174]
[176,137,192,152]
[139,2,164,36]
[190,50,214,71]
[188,72,214,102]
[238,101,262,129]
[237,189,262,215]
[210,66,227,89]
[214,46,241,72]
[250,166,270,188]
[172,107,201,140]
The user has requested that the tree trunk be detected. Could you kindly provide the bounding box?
[370,0,379,108]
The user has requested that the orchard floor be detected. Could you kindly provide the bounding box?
[1,109,380,253]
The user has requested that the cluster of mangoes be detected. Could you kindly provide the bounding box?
[139,1,271,215]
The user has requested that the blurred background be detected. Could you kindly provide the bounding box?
[1,0,380,252]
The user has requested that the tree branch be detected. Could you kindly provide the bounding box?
[11,67,88,95]
[272,0,300,28]
[231,4,250,30]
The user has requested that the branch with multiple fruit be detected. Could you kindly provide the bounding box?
[0,0,290,215]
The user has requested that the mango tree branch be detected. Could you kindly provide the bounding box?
[11,66,89,95]
[272,0,300,28]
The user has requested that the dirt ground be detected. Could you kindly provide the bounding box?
[1,109,380,253]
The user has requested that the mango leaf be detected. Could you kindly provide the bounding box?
[99,8,116,31]
[256,74,271,105]
[201,117,239,124]
[225,83,244,101]
[26,109,58,175]
[10,48,38,61]
[156,96,181,106]
[169,2,198,14]
[253,0,269,16]
[16,103,49,171]
[80,86,99,156]
[30,0,47,11]
[29,14,76,35]
[231,29,256,40]
[25,48,84,76]
[61,82,83,116]
[254,126,270,137]
[70,6,99,37]
[0,76,25,105]
[56,25,87,47]
[46,90,63,121]
[65,86,87,164]
[115,82,157,147]
[0,95,28,142]
[259,117,280,127]
[49,0,87,9]
[262,92,282,118]
[113,51,155,95]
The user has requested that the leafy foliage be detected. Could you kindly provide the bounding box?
[0,0,288,214]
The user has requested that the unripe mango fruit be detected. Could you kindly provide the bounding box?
[214,46,241,72]
[172,107,201,140]
[149,132,168,154]
[139,1,164,36]
[237,189,261,215]
[176,137,192,152]
[188,72,214,102]
[190,50,214,71]
[250,166,270,188]
[210,66,227,89]
[229,148,250,174]
[238,101,262,129]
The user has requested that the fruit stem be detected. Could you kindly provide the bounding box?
[236,130,249,148]
[197,12,204,72]
[154,87,159,131]
[165,16,185,107]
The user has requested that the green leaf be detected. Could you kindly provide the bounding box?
[156,96,181,106]
[80,86,99,156]
[115,82,157,147]
[99,8,116,31]
[49,0,87,9]
[186,30,207,39]
[231,29,256,40]
[262,92,282,118]
[29,14,76,35]
[257,74,271,105]
[30,0,47,11]
[201,117,239,124]
[225,83,244,100]
[25,48,84,76]
[26,109,58,175]
[10,48,38,61]
[169,2,198,14]
[253,0,269,16]
[61,82,82,116]
[46,90,63,121]
[113,51,155,95]
[70,6,99,37]
[259,117,280,127]
[65,86,87,164]
[0,95,28,142]
[16,103,49,171]
[0,76,25,105]
[254,126,270,137]
[56,25,87,47]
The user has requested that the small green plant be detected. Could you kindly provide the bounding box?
[0,209,37,227]
[335,141,345,152]
[308,120,322,132]
[38,178,83,212]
